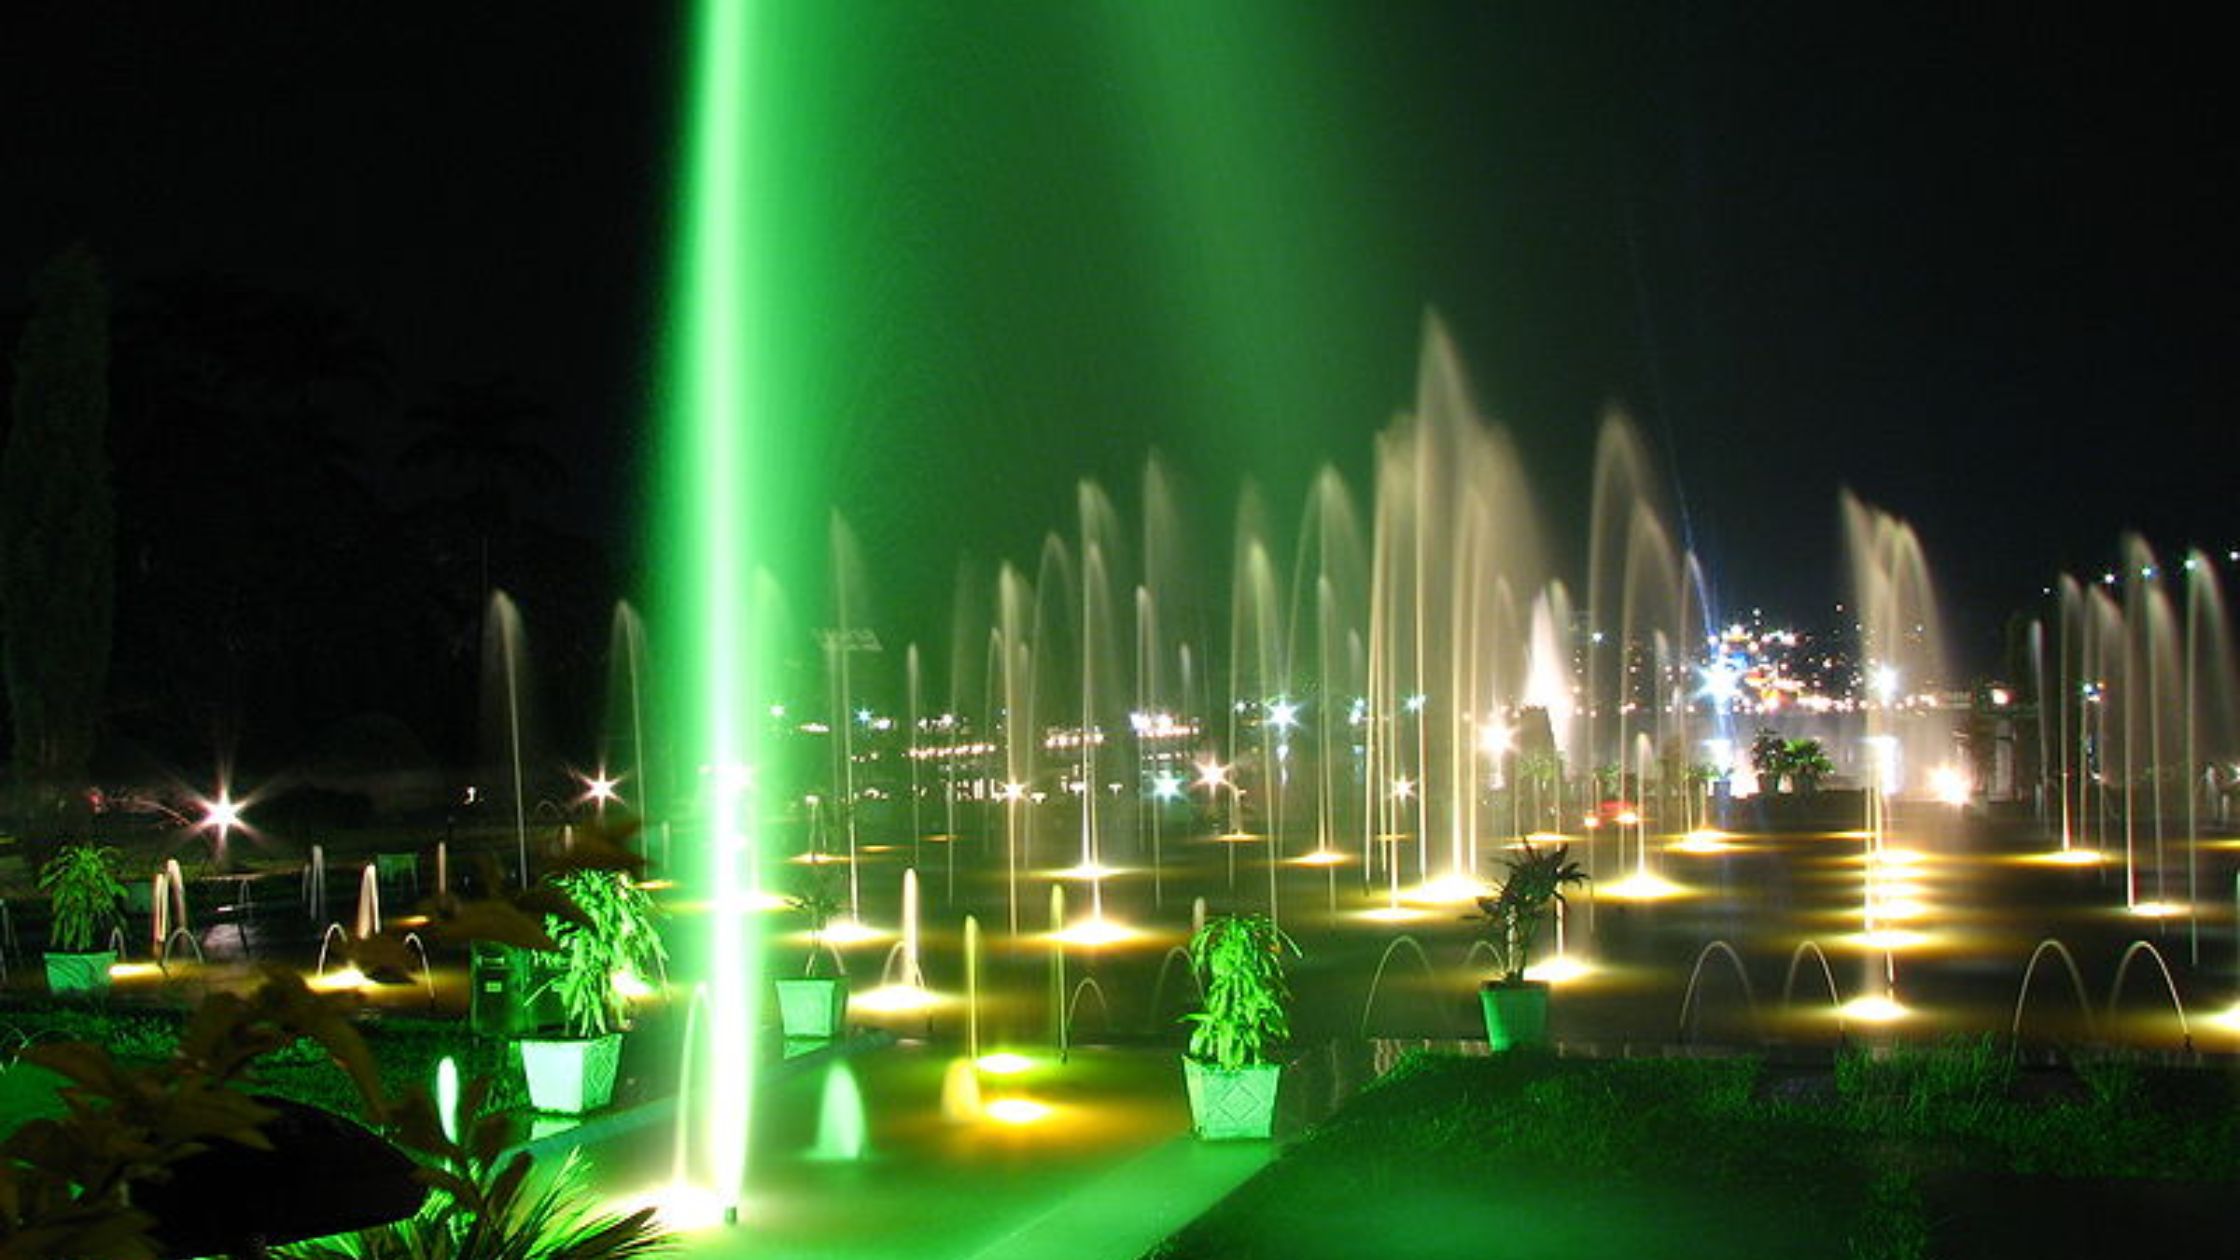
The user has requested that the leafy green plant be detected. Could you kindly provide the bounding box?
[279,1077,669,1260]
[1781,739,1833,793]
[254,1019,528,1121]
[1835,1034,2015,1131]
[1472,840,1587,983]
[1750,729,1834,793]
[3,824,676,1260]
[532,869,666,1039]
[785,869,847,978]
[1183,913,1299,1071]
[1,972,389,1260]
[35,843,125,954]
[0,1007,179,1066]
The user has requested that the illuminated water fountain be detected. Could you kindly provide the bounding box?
[2042,544,2239,956]
[631,2,2240,1220]
[601,600,654,862]
[482,590,535,890]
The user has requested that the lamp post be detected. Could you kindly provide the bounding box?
[1198,759,1247,894]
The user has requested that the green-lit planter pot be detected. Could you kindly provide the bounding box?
[517,1033,623,1114]
[1479,980,1550,1051]
[1183,1057,1281,1140]
[775,977,849,1040]
[44,950,117,995]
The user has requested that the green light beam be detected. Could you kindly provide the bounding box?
[661,0,757,1217]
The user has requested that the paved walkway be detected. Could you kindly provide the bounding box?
[567,1041,1274,1260]
[964,1134,1269,1260]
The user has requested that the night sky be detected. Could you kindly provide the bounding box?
[6,2,2235,683]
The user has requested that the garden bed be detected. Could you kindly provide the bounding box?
[1148,1040,2239,1260]
[0,998,533,1133]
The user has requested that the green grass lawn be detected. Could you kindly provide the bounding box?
[1149,1041,2239,1260]
[2,999,528,1136]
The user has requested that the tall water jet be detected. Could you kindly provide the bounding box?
[1290,466,1368,872]
[2055,573,2127,858]
[1585,415,1697,890]
[1137,453,1194,904]
[1229,484,1287,914]
[652,0,808,1219]
[904,642,925,871]
[304,843,325,921]
[1031,531,1078,878]
[824,510,875,917]
[604,600,653,826]
[148,869,169,956]
[2105,537,2177,913]
[897,867,922,988]
[480,590,534,889]
[993,565,1037,934]
[1843,492,1955,799]
[1367,316,1546,893]
[963,913,982,1061]
[1071,479,1127,906]
[1841,494,1954,1013]
[354,863,382,939]
[2181,550,2238,961]
[1046,885,1070,1056]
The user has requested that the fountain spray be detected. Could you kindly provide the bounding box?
[658,0,760,1221]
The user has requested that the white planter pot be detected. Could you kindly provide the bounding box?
[517,1033,623,1114]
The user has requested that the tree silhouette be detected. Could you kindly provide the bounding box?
[400,376,566,538]
[105,276,406,763]
[2,246,115,836]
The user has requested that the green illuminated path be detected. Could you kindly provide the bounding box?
[585,1044,1270,1260]
[962,1137,1268,1260]
[667,1135,1267,1260]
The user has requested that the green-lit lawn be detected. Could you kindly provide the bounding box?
[1148,1043,2240,1260]
[0,1000,535,1134]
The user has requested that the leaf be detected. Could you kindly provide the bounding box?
[485,1152,534,1214]
[149,1084,277,1150]
[544,818,648,878]
[19,1042,127,1096]
[244,972,388,1117]
[426,898,557,951]
[413,1164,479,1208]
[387,1087,453,1160]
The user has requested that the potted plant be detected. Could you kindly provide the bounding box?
[1473,840,1587,1050]
[1180,912,1298,1140]
[37,842,127,994]
[517,867,666,1114]
[775,872,850,1039]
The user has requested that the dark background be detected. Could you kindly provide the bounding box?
[3,2,2233,776]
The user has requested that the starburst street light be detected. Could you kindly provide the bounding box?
[1196,760,1229,790]
[580,769,623,813]
[200,793,242,845]
[1151,770,1185,801]
[1391,776,1415,801]
[1697,659,1742,706]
